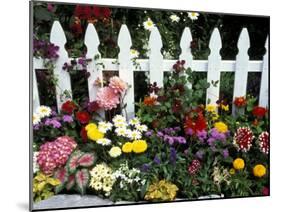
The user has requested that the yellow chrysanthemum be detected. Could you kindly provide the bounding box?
[253,164,266,178]
[205,104,217,112]
[85,123,97,131]
[87,128,104,141]
[132,140,148,153]
[233,158,245,170]
[122,142,133,153]
[214,121,228,133]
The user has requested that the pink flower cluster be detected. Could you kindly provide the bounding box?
[233,127,254,152]
[96,76,128,110]
[258,131,269,154]
[188,159,201,175]
[37,136,77,174]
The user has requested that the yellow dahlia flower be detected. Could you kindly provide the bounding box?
[253,164,266,178]
[233,158,245,170]
[132,140,148,153]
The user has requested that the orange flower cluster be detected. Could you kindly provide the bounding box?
[234,96,247,107]
[143,96,157,106]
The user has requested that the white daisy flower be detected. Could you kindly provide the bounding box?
[130,49,139,58]
[143,18,155,31]
[96,138,112,146]
[114,122,128,128]
[170,14,180,22]
[129,117,140,126]
[36,105,52,118]
[188,12,200,21]
[98,121,113,133]
[115,127,127,137]
[113,115,126,124]
[136,124,148,132]
[32,113,41,125]
[128,130,142,140]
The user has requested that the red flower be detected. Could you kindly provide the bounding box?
[258,131,269,154]
[252,106,267,118]
[172,99,182,113]
[76,111,90,124]
[80,127,88,142]
[74,5,92,20]
[61,101,77,114]
[87,101,100,113]
[233,127,254,152]
[70,22,83,36]
[234,96,247,107]
[93,7,111,19]
[188,159,201,175]
[184,109,207,135]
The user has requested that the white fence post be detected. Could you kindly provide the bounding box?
[180,27,193,89]
[206,28,222,105]
[232,28,250,115]
[50,21,72,111]
[259,37,269,108]
[85,23,102,101]
[33,58,41,111]
[149,27,163,87]
[117,24,135,119]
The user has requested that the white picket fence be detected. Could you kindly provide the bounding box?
[33,21,269,119]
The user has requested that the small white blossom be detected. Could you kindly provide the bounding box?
[130,49,139,58]
[170,14,180,22]
[136,124,148,132]
[98,121,113,133]
[127,130,142,140]
[32,113,41,125]
[96,138,112,146]
[188,12,200,21]
[129,117,140,126]
[36,105,52,118]
[143,18,155,30]
[115,127,128,137]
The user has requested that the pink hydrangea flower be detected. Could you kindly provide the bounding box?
[109,76,128,94]
[96,87,120,110]
[37,136,77,174]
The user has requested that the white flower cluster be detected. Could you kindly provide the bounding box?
[89,163,115,196]
[33,151,39,173]
[33,105,52,125]
[112,162,146,191]
[212,166,230,187]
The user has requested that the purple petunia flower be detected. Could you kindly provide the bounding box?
[153,155,161,165]
[207,137,215,146]
[174,136,187,144]
[164,135,174,145]
[157,131,164,137]
[145,130,153,137]
[222,149,229,158]
[186,128,194,135]
[197,130,207,142]
[45,118,61,128]
[62,115,73,123]
[195,150,204,159]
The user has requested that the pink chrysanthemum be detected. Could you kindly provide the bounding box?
[258,131,269,154]
[37,136,77,174]
[109,76,128,94]
[233,127,254,152]
[188,159,201,175]
[96,87,120,110]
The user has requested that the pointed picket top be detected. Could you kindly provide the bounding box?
[259,36,269,107]
[180,27,193,65]
[149,27,163,87]
[85,23,100,57]
[237,28,250,53]
[209,28,222,57]
[206,28,222,105]
[117,24,135,119]
[50,21,67,53]
[118,24,132,50]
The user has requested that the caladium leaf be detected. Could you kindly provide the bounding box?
[66,174,75,191]
[77,153,96,167]
[53,167,68,194]
[67,151,82,174]
[75,169,89,195]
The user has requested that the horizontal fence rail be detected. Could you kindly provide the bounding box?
[33,21,269,119]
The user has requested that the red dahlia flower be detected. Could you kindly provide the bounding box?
[233,127,254,152]
[234,96,247,107]
[76,111,90,124]
[61,100,77,114]
[252,106,267,118]
[184,110,207,135]
[258,131,269,154]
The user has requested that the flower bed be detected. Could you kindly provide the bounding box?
[32,60,269,205]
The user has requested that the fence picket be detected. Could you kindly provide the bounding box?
[232,28,250,115]
[33,58,41,111]
[85,23,102,102]
[50,21,71,111]
[180,27,193,88]
[206,28,222,105]
[259,37,269,108]
[118,25,135,119]
[149,27,163,87]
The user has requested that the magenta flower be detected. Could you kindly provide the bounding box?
[62,115,73,123]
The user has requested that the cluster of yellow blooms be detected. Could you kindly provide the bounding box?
[122,140,148,154]
[144,180,178,201]
[214,121,228,133]
[231,158,267,178]
[85,123,104,141]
